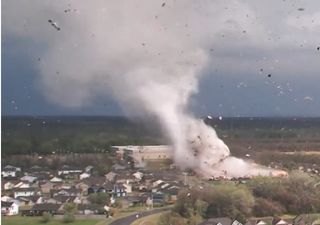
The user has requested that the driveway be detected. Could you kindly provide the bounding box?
[109,208,170,225]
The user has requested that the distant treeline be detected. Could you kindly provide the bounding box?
[2,116,320,155]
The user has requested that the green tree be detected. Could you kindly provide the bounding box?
[39,212,51,223]
[62,203,77,223]
[88,192,110,205]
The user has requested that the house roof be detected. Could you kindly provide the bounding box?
[82,176,106,185]
[3,165,20,171]
[1,201,14,207]
[246,218,273,225]
[16,196,41,203]
[21,175,37,182]
[31,203,62,211]
[123,196,143,203]
[199,217,232,225]
[12,187,38,192]
[53,195,76,203]
[59,165,82,171]
[273,218,292,225]
[294,214,320,225]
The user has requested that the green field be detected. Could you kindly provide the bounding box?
[1,216,100,225]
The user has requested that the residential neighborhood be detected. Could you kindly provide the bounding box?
[1,147,185,219]
[1,147,320,225]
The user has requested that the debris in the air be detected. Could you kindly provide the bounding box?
[260,68,263,72]
[161,2,166,7]
[303,96,313,101]
[142,43,145,46]
[48,19,61,31]
[219,116,223,120]
[317,46,320,51]
[37,58,41,61]
[297,8,305,11]
[267,74,272,77]
[245,154,250,157]
[207,115,213,120]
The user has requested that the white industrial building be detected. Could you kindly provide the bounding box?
[112,145,173,167]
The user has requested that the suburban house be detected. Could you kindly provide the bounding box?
[293,214,320,225]
[79,172,91,180]
[273,218,293,225]
[20,175,38,183]
[16,196,43,206]
[58,165,82,176]
[84,166,94,173]
[53,188,81,197]
[28,203,63,216]
[105,171,117,182]
[13,187,41,198]
[40,181,56,194]
[14,181,32,189]
[132,171,144,180]
[198,217,235,225]
[50,177,63,183]
[151,192,165,206]
[1,201,19,216]
[3,180,19,190]
[2,165,21,178]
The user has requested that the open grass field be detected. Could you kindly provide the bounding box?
[1,216,100,225]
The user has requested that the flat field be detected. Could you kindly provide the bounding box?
[1,216,100,225]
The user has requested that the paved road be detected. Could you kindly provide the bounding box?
[109,208,170,225]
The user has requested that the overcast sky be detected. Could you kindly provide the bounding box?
[2,0,320,117]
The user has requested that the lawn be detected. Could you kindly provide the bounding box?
[1,216,100,225]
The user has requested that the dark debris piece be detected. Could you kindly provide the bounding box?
[48,19,61,31]
[317,46,320,51]
[162,2,166,7]
[267,74,272,78]
[297,8,305,11]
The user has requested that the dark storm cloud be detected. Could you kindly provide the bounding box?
[2,0,320,116]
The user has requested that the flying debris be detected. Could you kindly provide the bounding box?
[218,116,223,121]
[297,8,305,11]
[207,115,213,120]
[245,154,251,157]
[161,2,166,7]
[303,96,313,101]
[48,19,61,31]
[267,74,272,77]
[317,46,320,51]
